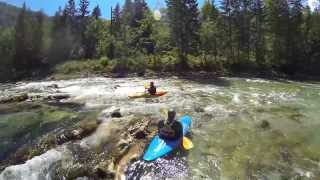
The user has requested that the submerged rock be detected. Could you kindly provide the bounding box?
[57,120,98,145]
[259,120,271,129]
[47,84,59,89]
[99,107,122,121]
[57,116,154,179]
[95,161,116,179]
[0,102,41,114]
[28,93,70,101]
[0,93,28,104]
[111,111,122,118]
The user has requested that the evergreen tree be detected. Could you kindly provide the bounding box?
[185,0,200,54]
[14,3,29,70]
[220,0,234,61]
[92,5,101,19]
[286,0,304,71]
[84,18,104,58]
[166,0,200,67]
[112,3,121,35]
[122,0,134,26]
[65,0,77,18]
[201,0,218,20]
[266,0,290,67]
[79,0,90,17]
[31,11,44,67]
[135,9,155,54]
[251,0,266,66]
[200,0,218,63]
[132,0,148,27]
[50,7,74,64]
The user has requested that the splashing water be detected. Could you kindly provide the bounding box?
[1,77,320,179]
[0,150,62,180]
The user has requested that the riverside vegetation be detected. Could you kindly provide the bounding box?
[0,0,320,81]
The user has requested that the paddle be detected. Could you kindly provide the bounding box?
[182,136,194,149]
[159,108,193,150]
[144,82,149,89]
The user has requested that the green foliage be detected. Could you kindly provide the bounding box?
[0,27,15,66]
[54,58,108,74]
[83,17,104,58]
[111,3,121,35]
[13,3,45,71]
[166,0,200,68]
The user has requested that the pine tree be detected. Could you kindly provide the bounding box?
[14,3,28,70]
[84,18,104,58]
[251,0,266,66]
[32,11,44,67]
[112,3,122,35]
[166,0,200,67]
[92,5,101,19]
[65,0,77,17]
[136,9,155,54]
[185,0,200,54]
[79,0,90,17]
[200,0,218,63]
[50,7,74,64]
[287,0,304,71]
[220,0,234,61]
[132,0,148,27]
[266,0,290,66]
[122,0,134,26]
[201,0,218,21]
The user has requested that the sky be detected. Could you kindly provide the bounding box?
[0,0,205,19]
[0,0,319,19]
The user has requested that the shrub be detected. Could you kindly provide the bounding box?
[54,59,106,74]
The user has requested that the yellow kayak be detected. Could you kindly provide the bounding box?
[128,91,167,99]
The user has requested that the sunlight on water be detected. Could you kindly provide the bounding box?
[1,77,320,179]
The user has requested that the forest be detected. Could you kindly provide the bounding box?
[0,0,320,81]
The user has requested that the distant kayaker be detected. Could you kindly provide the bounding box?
[148,82,157,95]
[158,109,183,140]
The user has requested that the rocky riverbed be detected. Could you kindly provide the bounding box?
[0,76,320,179]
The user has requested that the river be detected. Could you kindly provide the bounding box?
[0,76,319,179]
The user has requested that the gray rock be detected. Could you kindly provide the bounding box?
[0,93,28,104]
[259,120,270,129]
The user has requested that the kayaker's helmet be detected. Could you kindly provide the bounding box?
[167,109,176,123]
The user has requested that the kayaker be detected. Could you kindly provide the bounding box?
[147,82,157,95]
[158,109,183,140]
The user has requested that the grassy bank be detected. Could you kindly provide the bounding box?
[51,55,230,79]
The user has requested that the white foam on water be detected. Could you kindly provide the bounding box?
[232,93,241,104]
[0,149,62,180]
[245,78,270,83]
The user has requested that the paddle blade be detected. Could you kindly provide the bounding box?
[182,136,194,150]
[144,83,149,89]
[159,108,168,118]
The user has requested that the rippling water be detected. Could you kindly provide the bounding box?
[1,77,320,179]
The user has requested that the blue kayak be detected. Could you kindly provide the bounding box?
[143,115,192,161]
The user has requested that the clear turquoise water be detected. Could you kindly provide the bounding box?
[1,77,320,179]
